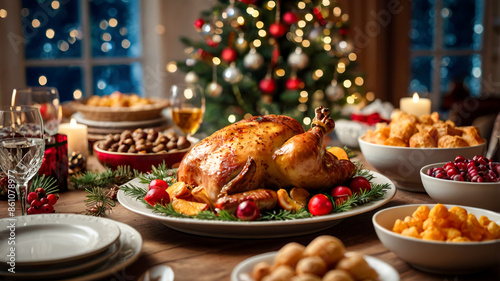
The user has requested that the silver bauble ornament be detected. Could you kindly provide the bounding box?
[308,26,323,41]
[223,65,243,84]
[335,39,354,54]
[325,81,345,101]
[186,58,196,67]
[207,81,223,97]
[288,47,309,70]
[201,23,214,36]
[185,71,199,84]
[243,48,264,70]
[222,4,240,20]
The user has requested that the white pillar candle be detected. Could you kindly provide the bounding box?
[58,118,88,158]
[400,93,432,117]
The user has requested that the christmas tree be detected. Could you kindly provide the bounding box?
[169,0,367,134]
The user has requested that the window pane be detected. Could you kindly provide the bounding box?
[440,55,481,97]
[90,0,141,58]
[442,0,483,50]
[410,0,435,50]
[22,0,82,59]
[26,66,84,102]
[93,63,143,96]
[409,56,434,94]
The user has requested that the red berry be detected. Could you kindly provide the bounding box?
[36,187,46,196]
[40,197,49,205]
[30,199,41,208]
[144,188,170,207]
[148,179,169,191]
[47,194,58,205]
[27,207,37,215]
[27,192,38,204]
[42,204,54,213]
[236,201,260,221]
[454,156,466,163]
[308,194,333,216]
[331,186,352,205]
[349,176,371,195]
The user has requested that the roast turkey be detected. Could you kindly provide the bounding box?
[177,107,356,212]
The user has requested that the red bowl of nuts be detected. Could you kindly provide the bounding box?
[93,129,195,172]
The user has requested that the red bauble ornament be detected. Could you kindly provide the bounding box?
[221,47,237,63]
[259,77,277,94]
[286,77,304,90]
[206,38,218,48]
[238,0,257,4]
[269,22,288,38]
[283,12,298,25]
[194,18,205,31]
[198,48,209,59]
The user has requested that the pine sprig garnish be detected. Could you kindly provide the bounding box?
[30,174,59,194]
[71,165,141,189]
[260,208,312,220]
[120,183,148,200]
[85,187,116,217]
[331,182,390,213]
[138,163,177,185]
[153,203,191,218]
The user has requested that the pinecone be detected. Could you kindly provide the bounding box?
[68,152,86,175]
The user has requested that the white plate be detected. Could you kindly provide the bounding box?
[231,251,400,281]
[0,240,121,279]
[64,219,143,281]
[117,171,396,238]
[0,214,120,266]
[72,112,168,128]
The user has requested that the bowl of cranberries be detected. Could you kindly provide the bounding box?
[420,156,500,211]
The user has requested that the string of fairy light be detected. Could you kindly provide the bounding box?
[168,0,373,126]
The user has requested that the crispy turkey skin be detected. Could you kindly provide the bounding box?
[177,107,356,211]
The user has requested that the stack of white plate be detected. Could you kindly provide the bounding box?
[0,214,142,280]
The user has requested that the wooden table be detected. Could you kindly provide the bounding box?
[1,154,499,281]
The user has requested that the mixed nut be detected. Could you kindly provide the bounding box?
[97,128,190,154]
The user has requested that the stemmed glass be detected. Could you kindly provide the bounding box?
[0,106,45,216]
[11,87,62,137]
[169,84,205,136]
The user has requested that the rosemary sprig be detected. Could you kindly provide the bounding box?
[30,174,59,194]
[120,183,148,200]
[138,163,177,185]
[260,208,312,220]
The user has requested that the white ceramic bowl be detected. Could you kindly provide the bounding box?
[358,137,486,192]
[420,163,500,211]
[372,204,500,274]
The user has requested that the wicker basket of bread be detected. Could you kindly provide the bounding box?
[71,92,169,122]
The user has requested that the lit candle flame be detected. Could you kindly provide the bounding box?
[412,92,420,103]
[70,118,77,126]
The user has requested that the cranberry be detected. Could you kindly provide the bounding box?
[47,194,58,205]
[454,156,466,163]
[42,204,54,213]
[35,188,46,196]
[236,201,260,221]
[30,199,41,208]
[27,192,38,204]
[40,197,49,205]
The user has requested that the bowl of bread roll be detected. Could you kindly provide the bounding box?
[359,110,487,192]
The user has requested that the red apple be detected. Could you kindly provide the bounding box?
[144,188,170,207]
[149,179,169,191]
[308,194,333,216]
[349,176,371,195]
[331,186,352,205]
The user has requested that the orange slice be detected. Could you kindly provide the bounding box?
[172,198,209,216]
[327,146,349,160]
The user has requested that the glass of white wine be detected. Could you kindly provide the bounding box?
[170,84,205,136]
[0,106,45,216]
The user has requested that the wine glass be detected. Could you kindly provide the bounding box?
[169,84,205,136]
[0,106,45,216]
[11,87,62,137]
